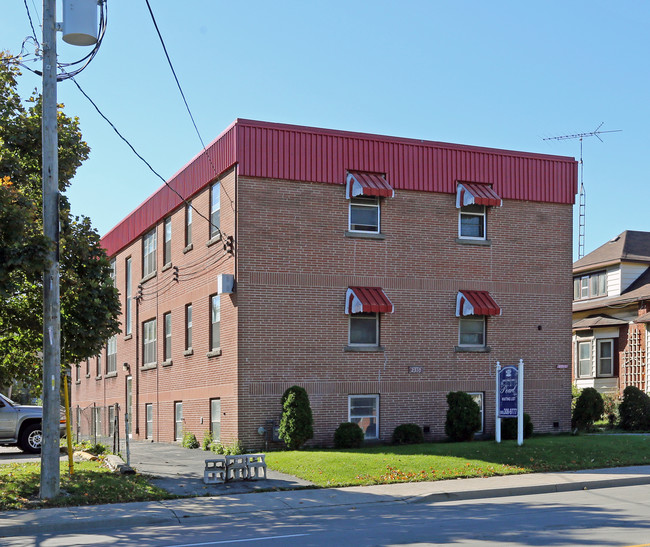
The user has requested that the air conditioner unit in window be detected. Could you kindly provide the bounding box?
[217,274,235,295]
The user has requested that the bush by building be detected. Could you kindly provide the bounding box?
[572,387,605,431]
[182,431,199,449]
[501,413,534,439]
[445,391,481,442]
[619,386,650,431]
[202,431,213,451]
[392,423,424,445]
[278,386,314,450]
[334,422,364,448]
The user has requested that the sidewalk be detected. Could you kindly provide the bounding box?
[2,463,650,537]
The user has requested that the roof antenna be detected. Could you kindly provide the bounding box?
[544,123,621,259]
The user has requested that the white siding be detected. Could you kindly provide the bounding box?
[606,267,621,297]
[620,263,649,292]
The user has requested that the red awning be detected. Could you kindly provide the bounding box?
[456,290,501,316]
[346,171,394,199]
[456,182,502,208]
[345,287,394,314]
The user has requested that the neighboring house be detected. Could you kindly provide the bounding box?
[72,119,577,448]
[572,231,650,395]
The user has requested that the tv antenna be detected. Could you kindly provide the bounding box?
[544,123,621,259]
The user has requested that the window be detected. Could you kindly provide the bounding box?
[185,304,193,350]
[469,392,484,435]
[75,363,80,382]
[185,202,192,247]
[143,319,157,366]
[210,182,220,239]
[459,204,486,239]
[210,398,221,441]
[349,395,379,440]
[125,257,132,335]
[349,196,380,233]
[109,259,116,285]
[210,295,220,350]
[85,358,90,377]
[573,272,607,300]
[106,336,117,374]
[597,339,614,377]
[145,403,153,439]
[578,341,592,377]
[349,312,378,346]
[163,217,172,266]
[96,354,102,377]
[163,312,172,362]
[108,405,115,438]
[459,316,485,347]
[92,407,102,437]
[174,402,183,441]
[143,229,157,277]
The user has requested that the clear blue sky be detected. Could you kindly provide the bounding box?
[4,1,648,259]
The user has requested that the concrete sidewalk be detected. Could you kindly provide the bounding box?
[2,464,650,537]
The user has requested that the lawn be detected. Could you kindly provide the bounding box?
[265,434,650,487]
[0,460,173,511]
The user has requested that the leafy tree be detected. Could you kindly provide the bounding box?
[278,385,314,450]
[0,52,120,389]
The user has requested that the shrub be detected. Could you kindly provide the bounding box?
[572,387,604,431]
[181,430,200,449]
[619,386,650,431]
[226,439,245,455]
[392,423,424,445]
[211,441,226,455]
[202,431,213,451]
[279,385,314,450]
[334,422,364,448]
[445,391,481,442]
[501,413,534,440]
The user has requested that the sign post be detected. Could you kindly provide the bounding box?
[496,359,524,446]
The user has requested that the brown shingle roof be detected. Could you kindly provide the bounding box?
[572,314,628,330]
[573,231,650,273]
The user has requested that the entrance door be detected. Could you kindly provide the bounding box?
[126,376,132,438]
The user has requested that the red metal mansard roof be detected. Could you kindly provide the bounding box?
[345,287,394,314]
[101,119,578,257]
[456,290,502,317]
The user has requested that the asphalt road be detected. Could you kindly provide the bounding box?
[4,483,650,546]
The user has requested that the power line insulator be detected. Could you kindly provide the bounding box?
[173,265,179,282]
[223,235,234,255]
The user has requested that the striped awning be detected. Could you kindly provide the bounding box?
[456,182,502,208]
[346,171,394,199]
[456,290,501,316]
[345,287,394,314]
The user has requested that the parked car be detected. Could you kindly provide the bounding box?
[0,393,66,453]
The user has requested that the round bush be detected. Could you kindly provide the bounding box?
[501,413,534,440]
[445,391,481,442]
[572,387,605,431]
[392,423,424,445]
[334,422,364,448]
[279,385,314,450]
[619,386,650,431]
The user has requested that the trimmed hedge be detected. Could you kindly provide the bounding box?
[619,386,650,431]
[501,413,534,440]
[572,387,604,431]
[392,423,424,445]
[445,391,481,442]
[334,422,364,448]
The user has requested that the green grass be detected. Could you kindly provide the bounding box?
[0,460,174,511]
[266,434,650,487]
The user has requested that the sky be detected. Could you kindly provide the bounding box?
[3,1,648,260]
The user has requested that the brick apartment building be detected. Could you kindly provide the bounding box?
[72,119,578,449]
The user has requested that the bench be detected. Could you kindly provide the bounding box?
[203,453,267,484]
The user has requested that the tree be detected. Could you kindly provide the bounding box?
[0,53,120,389]
[278,385,314,450]
[572,387,604,432]
[445,391,481,442]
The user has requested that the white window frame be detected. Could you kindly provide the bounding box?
[469,392,484,435]
[211,295,221,350]
[210,182,221,239]
[109,258,116,285]
[163,217,172,266]
[348,312,379,347]
[145,403,153,439]
[348,196,380,233]
[106,336,117,374]
[348,394,379,440]
[163,312,172,362]
[458,204,486,240]
[210,398,221,442]
[96,354,102,378]
[174,401,183,441]
[125,257,132,335]
[577,340,592,378]
[458,316,486,347]
[185,303,193,350]
[574,272,607,301]
[143,318,157,366]
[597,338,614,377]
[108,405,115,438]
[143,229,157,277]
[185,202,192,247]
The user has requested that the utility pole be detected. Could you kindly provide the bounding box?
[41,0,61,499]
